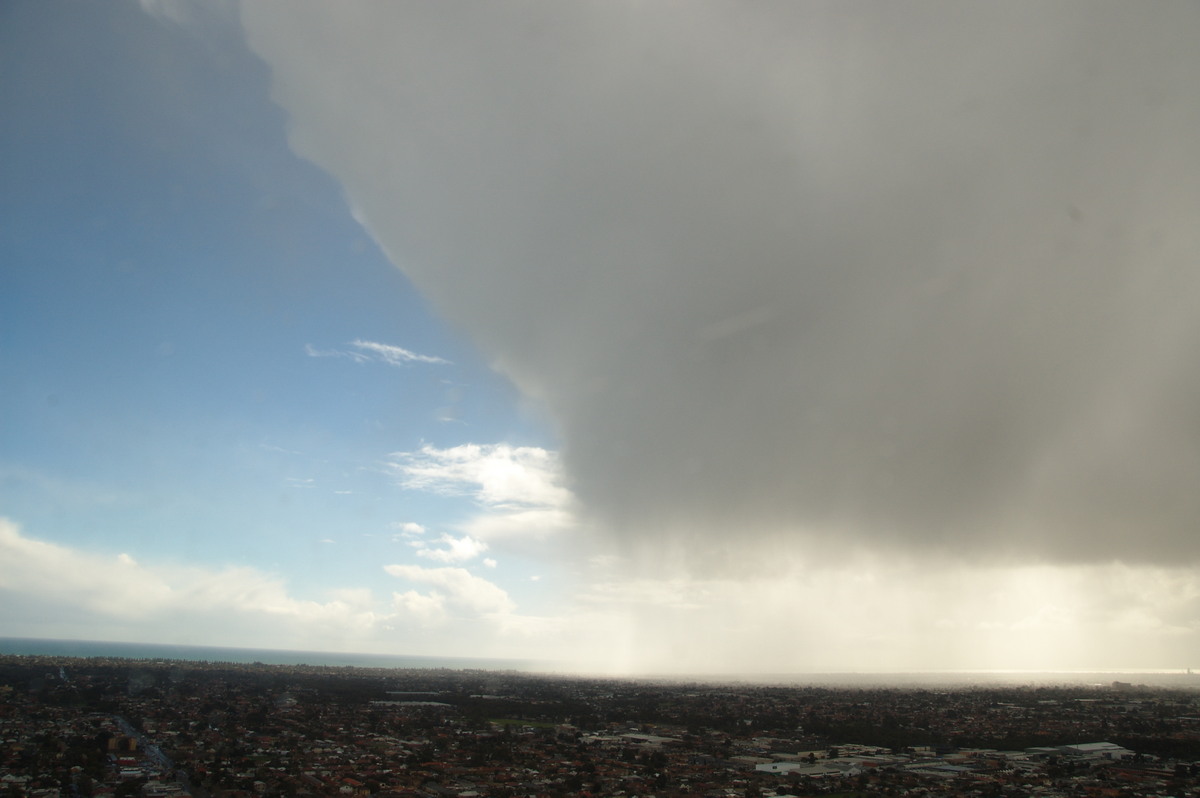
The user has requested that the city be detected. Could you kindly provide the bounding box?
[4,655,1200,797]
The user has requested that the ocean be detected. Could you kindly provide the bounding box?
[0,637,543,672]
[2,637,1197,688]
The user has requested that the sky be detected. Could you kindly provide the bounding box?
[2,0,1200,676]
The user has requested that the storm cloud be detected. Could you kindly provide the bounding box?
[240,2,1200,565]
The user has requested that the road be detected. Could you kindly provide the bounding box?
[113,715,208,797]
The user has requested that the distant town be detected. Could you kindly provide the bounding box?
[3,653,1200,798]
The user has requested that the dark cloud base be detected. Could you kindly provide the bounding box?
[243,1,1200,565]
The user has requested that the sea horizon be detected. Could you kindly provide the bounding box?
[3,636,1198,689]
[0,636,543,673]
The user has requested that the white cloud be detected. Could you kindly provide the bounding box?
[350,338,449,366]
[491,612,566,638]
[384,563,515,616]
[392,590,447,626]
[304,342,366,363]
[414,533,488,564]
[0,518,527,654]
[305,339,448,367]
[0,518,370,630]
[482,558,497,568]
[461,507,575,542]
[390,521,426,539]
[6,516,1199,673]
[391,444,570,509]
[390,444,577,543]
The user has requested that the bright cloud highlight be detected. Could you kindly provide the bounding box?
[413,534,488,564]
[389,444,576,542]
[384,563,515,616]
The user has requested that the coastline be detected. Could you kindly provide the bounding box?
[0,636,541,673]
[2,636,1196,688]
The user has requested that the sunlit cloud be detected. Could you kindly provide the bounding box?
[462,508,575,542]
[390,521,427,540]
[0,518,371,630]
[383,563,515,616]
[392,590,446,627]
[390,444,570,509]
[413,533,488,564]
[389,444,577,542]
[0,519,535,654]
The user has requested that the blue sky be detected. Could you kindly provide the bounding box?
[1,0,569,658]
[3,0,1200,675]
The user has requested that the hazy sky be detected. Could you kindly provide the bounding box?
[3,0,1199,675]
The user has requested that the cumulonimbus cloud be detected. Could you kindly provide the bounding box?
[242,2,1200,565]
